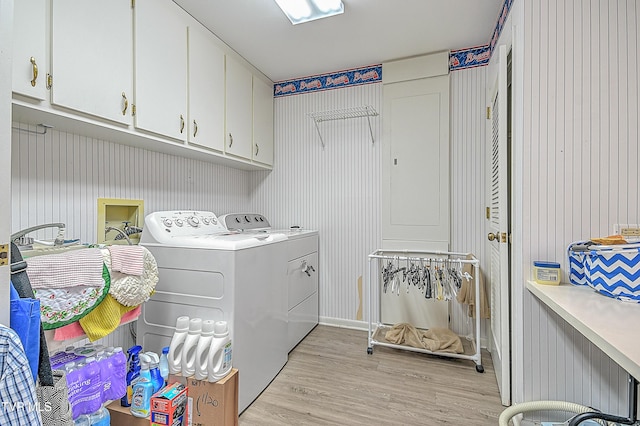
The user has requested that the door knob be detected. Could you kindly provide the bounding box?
[487,232,497,241]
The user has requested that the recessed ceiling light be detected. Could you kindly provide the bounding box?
[274,0,344,25]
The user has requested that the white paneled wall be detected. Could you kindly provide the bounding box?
[11,123,251,350]
[250,84,382,325]
[11,123,251,243]
[450,66,490,339]
[521,0,639,418]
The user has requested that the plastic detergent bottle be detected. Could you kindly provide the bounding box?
[180,317,203,377]
[159,346,170,387]
[207,320,232,382]
[146,352,163,393]
[107,347,127,401]
[121,345,142,407]
[194,320,216,380]
[130,353,154,418]
[167,316,190,375]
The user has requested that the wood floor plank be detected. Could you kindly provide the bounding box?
[239,325,504,425]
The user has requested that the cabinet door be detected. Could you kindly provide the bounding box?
[51,0,132,124]
[135,0,187,141]
[382,75,450,250]
[13,0,47,100]
[225,56,253,159]
[252,77,274,166]
[187,22,224,151]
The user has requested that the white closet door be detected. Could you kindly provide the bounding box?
[487,44,511,406]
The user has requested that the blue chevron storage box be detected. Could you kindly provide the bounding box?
[568,241,640,302]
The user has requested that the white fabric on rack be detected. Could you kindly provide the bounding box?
[25,248,104,289]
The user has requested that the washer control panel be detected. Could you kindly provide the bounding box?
[218,213,271,231]
[141,210,226,242]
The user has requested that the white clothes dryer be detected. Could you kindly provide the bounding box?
[138,210,288,413]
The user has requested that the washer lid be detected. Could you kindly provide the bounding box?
[143,231,287,250]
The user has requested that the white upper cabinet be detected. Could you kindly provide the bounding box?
[252,77,274,166]
[187,22,225,152]
[225,56,253,159]
[51,0,133,125]
[134,0,188,141]
[13,0,47,101]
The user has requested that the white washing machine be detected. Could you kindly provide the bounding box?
[137,210,288,413]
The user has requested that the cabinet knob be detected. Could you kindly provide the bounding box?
[30,57,38,87]
[180,114,185,134]
[487,232,497,242]
[229,133,233,147]
[121,92,128,116]
[193,120,198,137]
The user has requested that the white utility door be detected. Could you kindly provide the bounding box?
[1,0,13,326]
[487,44,511,406]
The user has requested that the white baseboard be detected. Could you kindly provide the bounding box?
[318,316,368,331]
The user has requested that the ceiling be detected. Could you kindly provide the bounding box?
[174,0,503,82]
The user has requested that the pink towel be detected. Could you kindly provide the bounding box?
[26,248,105,289]
[53,306,142,341]
[108,245,145,276]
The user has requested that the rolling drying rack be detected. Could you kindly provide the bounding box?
[366,249,484,373]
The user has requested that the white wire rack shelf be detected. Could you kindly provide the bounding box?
[366,248,484,373]
[307,105,378,148]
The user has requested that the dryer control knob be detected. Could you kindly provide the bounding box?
[210,217,218,225]
[202,217,210,225]
[235,217,241,223]
[244,215,251,222]
[175,218,184,227]
[187,216,200,227]
[162,218,173,227]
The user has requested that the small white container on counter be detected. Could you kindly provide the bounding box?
[533,261,561,285]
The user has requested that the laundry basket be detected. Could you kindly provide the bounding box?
[568,241,640,302]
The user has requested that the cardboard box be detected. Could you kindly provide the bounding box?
[107,401,150,426]
[150,382,189,426]
[169,369,239,426]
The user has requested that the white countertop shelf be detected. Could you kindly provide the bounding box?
[526,280,640,380]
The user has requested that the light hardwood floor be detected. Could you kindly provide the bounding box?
[240,325,505,425]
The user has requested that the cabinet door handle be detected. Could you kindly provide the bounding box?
[180,115,185,134]
[193,120,198,137]
[255,143,259,156]
[229,133,233,147]
[30,57,38,87]
[121,92,128,116]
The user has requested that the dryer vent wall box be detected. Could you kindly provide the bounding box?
[97,198,144,244]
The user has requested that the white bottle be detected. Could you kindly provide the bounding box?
[194,320,216,380]
[180,318,202,377]
[207,321,232,382]
[167,316,190,375]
